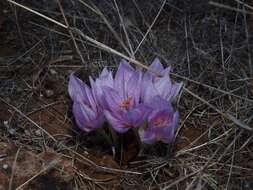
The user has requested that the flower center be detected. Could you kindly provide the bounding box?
[123,124,132,128]
[120,97,133,109]
[154,117,166,127]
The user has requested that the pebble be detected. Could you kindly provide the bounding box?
[45,89,54,98]
[35,129,42,136]
[2,164,8,170]
[49,69,57,75]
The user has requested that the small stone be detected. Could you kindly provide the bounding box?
[24,130,31,136]
[45,89,54,98]
[49,69,57,75]
[5,97,11,103]
[35,129,42,136]
[8,128,16,135]
[3,121,8,126]
[2,164,8,170]
[16,87,23,93]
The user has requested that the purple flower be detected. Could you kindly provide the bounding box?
[72,101,104,132]
[102,60,146,133]
[68,58,182,141]
[104,105,151,133]
[142,58,183,103]
[68,74,104,132]
[139,96,179,144]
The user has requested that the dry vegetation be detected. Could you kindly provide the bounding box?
[0,0,253,189]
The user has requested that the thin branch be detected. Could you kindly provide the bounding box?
[209,1,253,15]
[56,0,85,64]
[134,0,166,54]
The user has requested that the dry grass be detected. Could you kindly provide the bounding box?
[0,0,253,189]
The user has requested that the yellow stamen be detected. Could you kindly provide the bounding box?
[120,97,133,109]
[154,118,166,127]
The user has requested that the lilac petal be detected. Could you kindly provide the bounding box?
[98,68,114,87]
[139,128,156,144]
[100,67,110,78]
[153,110,178,144]
[122,105,151,127]
[89,69,114,110]
[168,82,183,102]
[68,74,89,103]
[73,102,96,132]
[148,109,173,126]
[172,110,180,130]
[149,58,164,73]
[156,124,175,144]
[142,58,162,82]
[80,78,97,111]
[143,82,159,103]
[90,78,107,109]
[104,110,130,133]
[73,102,85,129]
[141,73,151,101]
[143,70,154,83]
[68,74,97,112]
[161,66,171,76]
[89,77,103,111]
[154,75,172,99]
[114,59,135,97]
[148,96,173,113]
[126,70,142,105]
[102,86,122,112]
[116,59,135,79]
[150,58,172,76]
[79,102,96,123]
[141,100,178,144]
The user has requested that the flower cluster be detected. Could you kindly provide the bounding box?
[68,58,182,144]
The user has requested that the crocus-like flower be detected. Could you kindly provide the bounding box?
[102,60,146,133]
[68,58,182,145]
[139,96,179,144]
[104,104,151,133]
[68,74,104,132]
[142,58,183,103]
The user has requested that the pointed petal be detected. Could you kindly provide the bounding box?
[104,110,130,133]
[100,67,110,77]
[98,68,114,87]
[73,102,96,132]
[116,59,135,79]
[161,66,171,76]
[141,72,152,101]
[149,58,164,73]
[126,70,142,105]
[68,74,89,103]
[156,125,175,144]
[79,76,96,111]
[154,75,172,99]
[168,82,183,101]
[139,128,156,144]
[122,105,151,127]
[143,82,159,103]
[89,76,98,101]
[102,86,122,112]
[172,110,180,130]
[148,96,172,111]
[93,79,109,109]
[114,59,135,97]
